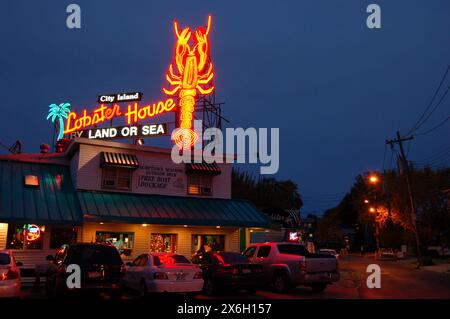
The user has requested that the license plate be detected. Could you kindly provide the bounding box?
[175,273,187,280]
[242,269,251,274]
[88,271,101,279]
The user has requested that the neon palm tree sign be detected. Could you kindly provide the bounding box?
[47,103,71,140]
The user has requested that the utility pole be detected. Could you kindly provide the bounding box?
[386,131,422,268]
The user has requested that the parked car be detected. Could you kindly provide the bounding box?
[122,253,203,296]
[376,248,396,260]
[192,251,263,296]
[45,243,125,299]
[0,250,22,298]
[243,242,339,293]
[318,248,340,259]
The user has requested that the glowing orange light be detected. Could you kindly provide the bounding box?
[163,15,215,150]
[369,207,376,213]
[63,98,175,134]
[369,175,379,184]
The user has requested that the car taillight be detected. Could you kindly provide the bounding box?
[299,259,307,272]
[193,271,203,279]
[154,272,168,280]
[1,268,19,280]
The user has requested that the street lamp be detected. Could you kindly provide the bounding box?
[369,174,379,184]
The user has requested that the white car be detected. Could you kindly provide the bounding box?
[0,250,22,298]
[123,253,203,296]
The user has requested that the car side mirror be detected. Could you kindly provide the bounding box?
[46,255,55,262]
[126,262,132,266]
[16,261,23,267]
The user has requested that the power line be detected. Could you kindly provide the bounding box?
[415,115,450,136]
[407,63,450,135]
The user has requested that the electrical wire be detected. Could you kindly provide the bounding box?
[415,116,450,136]
[407,63,450,135]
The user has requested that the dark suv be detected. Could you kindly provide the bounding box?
[46,243,125,299]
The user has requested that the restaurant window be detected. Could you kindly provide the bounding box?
[95,231,134,256]
[187,174,213,196]
[191,234,225,254]
[150,233,177,253]
[6,224,45,250]
[102,167,132,190]
[50,227,77,249]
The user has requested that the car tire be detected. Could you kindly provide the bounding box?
[273,272,290,293]
[203,279,215,296]
[110,290,122,300]
[310,283,327,293]
[139,279,148,298]
[246,286,257,294]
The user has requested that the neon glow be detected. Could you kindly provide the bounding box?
[63,98,175,134]
[289,232,299,242]
[163,15,215,150]
[26,224,41,242]
[47,103,71,140]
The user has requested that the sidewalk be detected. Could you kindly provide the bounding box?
[359,252,450,274]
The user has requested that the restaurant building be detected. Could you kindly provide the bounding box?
[0,138,270,270]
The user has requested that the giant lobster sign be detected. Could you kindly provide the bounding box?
[163,15,215,150]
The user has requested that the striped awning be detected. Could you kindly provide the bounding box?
[101,152,139,169]
[185,163,221,175]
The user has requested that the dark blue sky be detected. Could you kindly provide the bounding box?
[1,1,449,215]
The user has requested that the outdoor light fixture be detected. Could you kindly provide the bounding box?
[142,224,148,227]
[369,175,379,184]
[135,138,144,146]
[216,226,221,229]
[369,207,376,213]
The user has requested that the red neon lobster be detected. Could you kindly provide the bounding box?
[163,15,215,150]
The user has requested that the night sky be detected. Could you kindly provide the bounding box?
[1,1,449,215]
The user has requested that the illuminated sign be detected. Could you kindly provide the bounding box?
[289,232,299,242]
[47,103,71,140]
[68,123,168,140]
[63,98,175,134]
[26,224,41,242]
[48,16,216,148]
[164,15,215,150]
[97,92,143,104]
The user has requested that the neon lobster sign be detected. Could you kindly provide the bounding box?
[163,15,215,150]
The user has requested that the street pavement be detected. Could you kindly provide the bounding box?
[197,254,450,299]
[19,255,450,299]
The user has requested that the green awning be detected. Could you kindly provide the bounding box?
[78,191,270,228]
[0,160,82,224]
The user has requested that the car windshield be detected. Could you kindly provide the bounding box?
[277,244,310,256]
[0,253,11,265]
[154,255,191,266]
[214,252,249,264]
[65,245,123,265]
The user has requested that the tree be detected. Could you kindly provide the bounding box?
[231,169,303,211]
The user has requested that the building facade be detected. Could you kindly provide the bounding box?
[0,138,270,270]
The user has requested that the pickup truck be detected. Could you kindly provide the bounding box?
[243,242,339,293]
